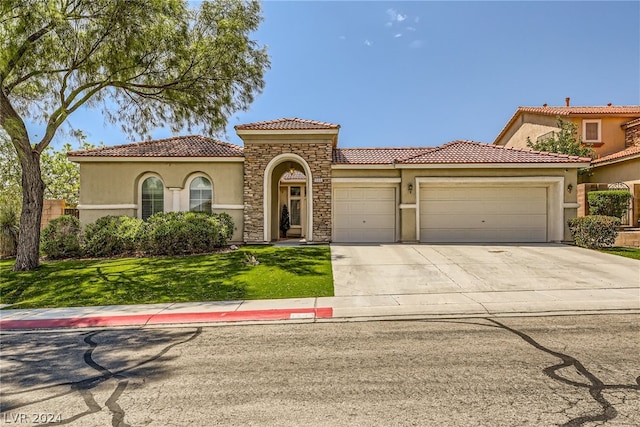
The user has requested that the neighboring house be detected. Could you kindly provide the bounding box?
[69,118,590,244]
[493,101,640,226]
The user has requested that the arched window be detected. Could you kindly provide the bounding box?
[189,177,212,213]
[141,177,164,220]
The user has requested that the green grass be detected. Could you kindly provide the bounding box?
[598,246,640,260]
[0,246,334,309]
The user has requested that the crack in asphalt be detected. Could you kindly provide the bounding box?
[483,318,640,427]
[1,327,202,426]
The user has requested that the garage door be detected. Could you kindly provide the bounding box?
[420,186,547,243]
[334,187,396,242]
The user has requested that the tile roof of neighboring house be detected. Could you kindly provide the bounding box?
[516,106,640,115]
[494,105,640,145]
[397,140,591,164]
[333,141,590,165]
[68,135,244,157]
[591,145,640,165]
[235,117,340,130]
[332,147,436,164]
[623,117,640,128]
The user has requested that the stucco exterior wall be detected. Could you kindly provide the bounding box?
[498,114,631,158]
[497,114,559,148]
[76,160,245,241]
[587,157,640,185]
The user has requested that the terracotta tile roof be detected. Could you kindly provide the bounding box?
[68,135,244,157]
[592,145,640,165]
[623,117,640,128]
[333,141,590,165]
[332,147,436,165]
[398,140,591,164]
[494,105,640,145]
[235,117,340,130]
[517,106,640,116]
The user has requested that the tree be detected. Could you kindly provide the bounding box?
[0,0,269,270]
[526,117,594,157]
[0,130,22,213]
[1,131,95,210]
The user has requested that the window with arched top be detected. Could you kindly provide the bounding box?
[189,176,212,213]
[141,177,164,220]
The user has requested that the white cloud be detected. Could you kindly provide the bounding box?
[406,26,416,32]
[394,33,402,38]
[414,16,420,23]
[384,22,392,27]
[386,8,407,24]
[364,39,373,46]
[409,40,423,49]
[339,35,346,40]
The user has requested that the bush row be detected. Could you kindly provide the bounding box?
[41,212,234,259]
[567,215,620,249]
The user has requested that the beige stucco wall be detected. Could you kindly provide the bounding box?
[587,157,640,186]
[76,160,245,242]
[498,114,630,158]
[497,114,559,148]
[331,166,580,242]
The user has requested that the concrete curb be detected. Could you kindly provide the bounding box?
[0,307,334,331]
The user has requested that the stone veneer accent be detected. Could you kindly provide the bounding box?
[242,141,333,242]
[624,120,640,147]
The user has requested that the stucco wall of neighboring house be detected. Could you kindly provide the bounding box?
[587,158,640,186]
[580,117,630,157]
[496,113,559,148]
[76,160,245,241]
[498,114,631,157]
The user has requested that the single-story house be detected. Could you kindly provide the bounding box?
[69,118,590,244]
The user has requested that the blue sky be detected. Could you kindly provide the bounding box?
[30,1,640,149]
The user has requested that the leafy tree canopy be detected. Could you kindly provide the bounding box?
[526,117,594,158]
[1,0,269,270]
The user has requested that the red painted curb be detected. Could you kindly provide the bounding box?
[0,307,334,330]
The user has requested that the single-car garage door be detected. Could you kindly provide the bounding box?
[334,186,396,242]
[420,186,547,243]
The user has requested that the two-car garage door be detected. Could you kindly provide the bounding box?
[332,183,550,243]
[419,186,548,243]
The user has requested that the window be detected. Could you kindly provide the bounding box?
[141,177,164,220]
[289,186,301,226]
[583,120,601,143]
[189,177,212,213]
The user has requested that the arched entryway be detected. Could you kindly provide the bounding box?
[263,154,313,242]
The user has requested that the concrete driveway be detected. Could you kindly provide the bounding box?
[330,244,639,296]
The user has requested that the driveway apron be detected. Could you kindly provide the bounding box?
[330,243,640,297]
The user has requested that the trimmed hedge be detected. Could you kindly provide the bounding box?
[83,215,146,257]
[568,215,620,249]
[587,190,632,219]
[144,211,234,256]
[41,215,82,259]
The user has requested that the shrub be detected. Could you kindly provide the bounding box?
[83,215,145,257]
[41,215,82,258]
[588,190,632,219]
[0,208,20,258]
[144,211,234,256]
[568,215,620,249]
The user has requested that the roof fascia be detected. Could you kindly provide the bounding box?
[68,156,245,163]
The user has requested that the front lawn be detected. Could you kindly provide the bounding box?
[598,246,640,261]
[0,246,334,309]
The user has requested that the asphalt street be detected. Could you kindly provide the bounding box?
[1,314,639,426]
